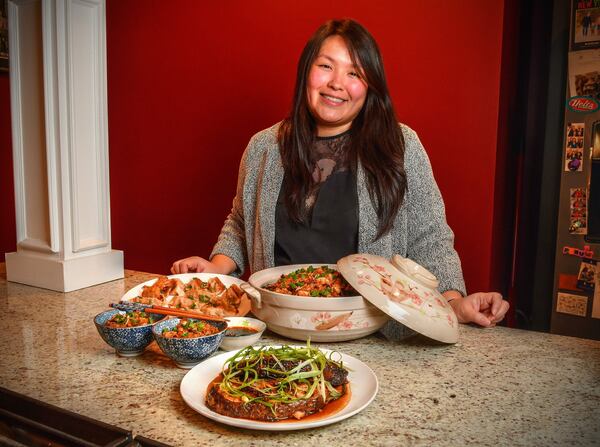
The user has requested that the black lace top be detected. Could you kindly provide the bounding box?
[274,131,359,265]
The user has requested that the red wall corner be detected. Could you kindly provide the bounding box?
[0,73,15,257]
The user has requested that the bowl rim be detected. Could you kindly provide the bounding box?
[224,316,267,333]
[152,317,227,340]
[94,308,166,329]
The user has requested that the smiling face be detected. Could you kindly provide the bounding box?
[306,35,368,137]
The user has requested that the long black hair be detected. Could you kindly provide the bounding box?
[278,19,406,239]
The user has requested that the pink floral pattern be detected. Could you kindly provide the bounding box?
[338,319,354,330]
[351,256,455,327]
[311,312,332,324]
[307,311,371,331]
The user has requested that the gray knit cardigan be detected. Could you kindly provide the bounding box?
[210,122,466,297]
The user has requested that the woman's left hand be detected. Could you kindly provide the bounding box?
[447,292,510,327]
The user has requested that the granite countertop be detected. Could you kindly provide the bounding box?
[0,269,599,446]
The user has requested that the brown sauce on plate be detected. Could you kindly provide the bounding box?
[281,384,351,423]
[225,327,258,337]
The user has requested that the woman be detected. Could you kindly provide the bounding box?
[172,19,509,330]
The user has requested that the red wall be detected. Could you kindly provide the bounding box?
[106,0,506,293]
[0,73,15,256]
[1,0,506,294]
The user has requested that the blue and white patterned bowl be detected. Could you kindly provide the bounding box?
[152,318,227,368]
[94,309,164,357]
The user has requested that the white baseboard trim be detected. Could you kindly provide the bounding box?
[5,250,124,292]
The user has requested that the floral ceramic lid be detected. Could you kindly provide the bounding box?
[337,254,459,344]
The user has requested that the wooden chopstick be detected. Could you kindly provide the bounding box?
[143,305,226,323]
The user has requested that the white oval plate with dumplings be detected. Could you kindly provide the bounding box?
[121,273,253,317]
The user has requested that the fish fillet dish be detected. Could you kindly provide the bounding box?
[264,266,355,297]
[205,343,349,421]
[131,276,246,317]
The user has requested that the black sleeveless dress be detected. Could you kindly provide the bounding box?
[274,131,359,265]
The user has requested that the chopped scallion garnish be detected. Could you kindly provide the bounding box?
[217,341,346,416]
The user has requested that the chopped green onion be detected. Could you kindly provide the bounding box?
[217,341,347,417]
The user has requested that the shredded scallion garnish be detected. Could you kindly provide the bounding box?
[218,341,346,415]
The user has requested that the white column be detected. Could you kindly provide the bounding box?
[5,0,123,292]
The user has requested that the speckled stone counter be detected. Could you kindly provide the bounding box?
[1,268,599,446]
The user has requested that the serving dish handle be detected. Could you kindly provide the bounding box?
[240,282,262,308]
[390,255,439,289]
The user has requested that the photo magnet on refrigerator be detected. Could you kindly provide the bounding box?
[577,259,597,291]
[565,123,585,172]
[571,4,600,51]
[569,188,588,234]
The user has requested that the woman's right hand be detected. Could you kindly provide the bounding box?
[170,254,237,275]
[170,256,217,274]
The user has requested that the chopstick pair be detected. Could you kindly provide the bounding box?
[110,302,226,322]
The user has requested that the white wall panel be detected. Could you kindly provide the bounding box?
[9,0,53,254]
[66,0,108,252]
